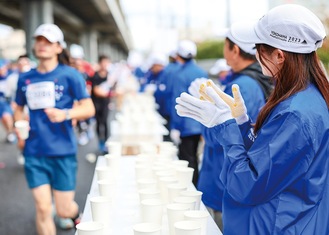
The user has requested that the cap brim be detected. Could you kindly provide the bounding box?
[230,20,262,46]
[33,33,58,43]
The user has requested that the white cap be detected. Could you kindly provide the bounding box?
[209,59,231,75]
[230,4,326,54]
[226,25,256,55]
[70,44,84,59]
[34,23,65,47]
[177,40,197,59]
[149,53,168,67]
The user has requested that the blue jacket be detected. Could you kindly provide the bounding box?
[209,84,329,235]
[154,62,181,117]
[171,60,208,137]
[198,71,265,212]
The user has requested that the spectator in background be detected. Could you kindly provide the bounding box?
[14,23,95,235]
[170,40,208,186]
[209,58,231,86]
[88,55,113,154]
[153,51,181,141]
[70,44,95,146]
[0,60,16,143]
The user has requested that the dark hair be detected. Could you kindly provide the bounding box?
[226,38,256,61]
[18,54,30,60]
[58,48,71,65]
[98,55,110,63]
[254,44,329,133]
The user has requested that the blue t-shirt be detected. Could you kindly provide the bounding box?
[15,64,89,157]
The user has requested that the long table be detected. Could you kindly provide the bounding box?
[77,156,223,235]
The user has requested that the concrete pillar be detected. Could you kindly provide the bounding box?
[80,29,98,64]
[21,0,54,57]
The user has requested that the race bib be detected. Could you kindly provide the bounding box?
[26,81,55,110]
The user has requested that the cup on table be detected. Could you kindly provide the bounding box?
[89,196,112,226]
[140,198,163,225]
[14,120,29,140]
[167,184,188,203]
[139,188,161,202]
[176,167,194,188]
[106,141,122,155]
[105,154,121,176]
[166,203,191,235]
[184,210,209,235]
[179,190,203,210]
[173,196,196,210]
[133,222,162,235]
[159,176,178,203]
[174,220,201,235]
[76,221,104,235]
[97,179,116,197]
[137,178,158,190]
[171,160,189,169]
[95,166,115,181]
[135,164,153,180]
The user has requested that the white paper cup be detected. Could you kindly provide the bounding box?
[167,184,188,203]
[173,196,196,210]
[179,190,203,210]
[139,188,161,202]
[137,178,158,190]
[95,166,115,181]
[174,220,201,235]
[176,167,194,188]
[140,198,163,224]
[90,196,112,226]
[166,203,191,235]
[171,160,189,168]
[159,177,178,203]
[104,154,121,176]
[14,120,29,140]
[97,179,116,197]
[106,141,122,155]
[133,222,161,235]
[76,221,104,235]
[184,210,209,235]
[136,164,153,180]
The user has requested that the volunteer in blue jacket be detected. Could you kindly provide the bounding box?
[175,4,329,234]
[153,52,181,141]
[14,23,95,235]
[191,28,272,230]
[170,40,208,186]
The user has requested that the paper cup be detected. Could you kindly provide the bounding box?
[90,196,112,226]
[137,178,158,190]
[174,220,201,235]
[173,196,196,210]
[76,221,104,235]
[97,179,116,197]
[95,166,115,181]
[140,198,163,224]
[106,141,122,155]
[179,190,203,210]
[166,203,191,235]
[176,167,194,188]
[139,188,161,202]
[14,120,29,140]
[167,184,188,203]
[133,222,161,235]
[184,210,209,235]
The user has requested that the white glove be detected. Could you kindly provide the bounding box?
[175,87,233,128]
[188,78,208,98]
[144,84,157,95]
[170,129,181,145]
[203,80,248,124]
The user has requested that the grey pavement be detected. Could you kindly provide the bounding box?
[0,124,99,235]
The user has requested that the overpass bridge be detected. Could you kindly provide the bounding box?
[0,0,132,62]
